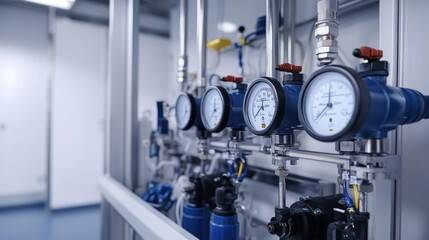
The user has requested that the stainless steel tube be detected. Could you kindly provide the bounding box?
[197,0,207,97]
[286,149,349,165]
[178,0,188,90]
[359,192,368,212]
[286,0,296,63]
[265,0,280,79]
[278,175,286,208]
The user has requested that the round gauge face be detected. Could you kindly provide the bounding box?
[302,71,357,138]
[175,94,193,130]
[201,88,226,131]
[245,81,277,132]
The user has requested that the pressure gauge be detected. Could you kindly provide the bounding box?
[298,65,368,141]
[243,77,285,135]
[201,86,230,132]
[175,93,197,130]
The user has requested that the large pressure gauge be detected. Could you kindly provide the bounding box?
[201,85,246,133]
[175,93,198,130]
[243,77,302,135]
[298,65,368,141]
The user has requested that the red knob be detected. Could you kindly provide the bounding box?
[275,63,302,73]
[353,46,383,61]
[222,75,243,83]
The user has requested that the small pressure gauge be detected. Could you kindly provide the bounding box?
[298,65,368,141]
[175,93,197,130]
[243,77,285,135]
[201,86,230,132]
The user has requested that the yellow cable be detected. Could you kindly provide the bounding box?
[237,161,244,178]
[353,184,359,210]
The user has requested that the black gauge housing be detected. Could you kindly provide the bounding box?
[243,77,285,136]
[201,86,231,133]
[298,65,369,141]
[175,93,197,130]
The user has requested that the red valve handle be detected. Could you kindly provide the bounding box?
[222,75,243,83]
[275,63,302,73]
[353,46,383,61]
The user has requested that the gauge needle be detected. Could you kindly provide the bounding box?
[315,87,333,122]
[253,100,264,118]
[314,105,329,122]
[209,99,217,121]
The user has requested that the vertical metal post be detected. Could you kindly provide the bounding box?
[124,0,139,193]
[265,0,280,80]
[103,0,140,239]
[197,0,207,97]
[379,0,400,239]
[178,0,188,91]
[286,0,296,64]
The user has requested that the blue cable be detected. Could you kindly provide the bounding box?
[343,179,355,208]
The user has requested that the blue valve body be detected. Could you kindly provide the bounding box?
[277,83,302,134]
[356,74,429,139]
[156,101,169,135]
[182,204,210,240]
[193,97,205,130]
[227,86,247,130]
[209,213,239,240]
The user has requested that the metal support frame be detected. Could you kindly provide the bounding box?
[103,0,140,239]
[208,140,401,181]
[99,176,198,240]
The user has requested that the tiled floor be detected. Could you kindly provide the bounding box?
[0,204,101,240]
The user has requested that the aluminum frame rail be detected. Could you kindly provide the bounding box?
[98,175,198,240]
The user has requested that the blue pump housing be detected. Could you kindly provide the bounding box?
[209,213,239,240]
[182,204,210,240]
[356,73,429,138]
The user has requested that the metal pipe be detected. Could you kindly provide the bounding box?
[286,149,349,165]
[278,175,286,208]
[208,140,349,165]
[265,0,280,79]
[281,0,288,64]
[209,141,228,148]
[197,0,207,97]
[286,0,296,63]
[178,0,188,91]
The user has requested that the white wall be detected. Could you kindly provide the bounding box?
[0,4,49,206]
[0,3,171,209]
[49,17,107,209]
[138,34,170,126]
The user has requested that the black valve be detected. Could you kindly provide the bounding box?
[213,185,237,216]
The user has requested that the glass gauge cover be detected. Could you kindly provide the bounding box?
[298,65,368,141]
[201,86,230,132]
[175,93,197,130]
[243,77,285,135]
